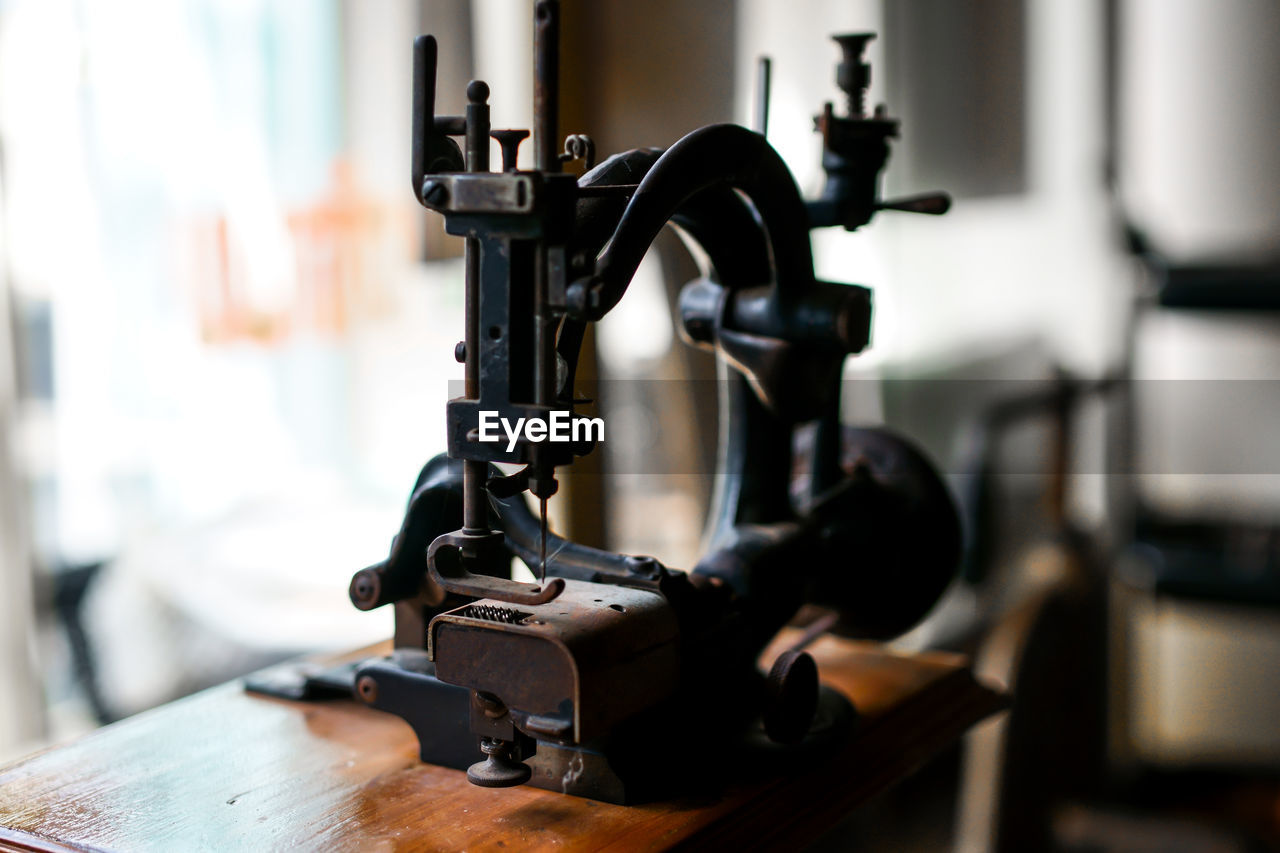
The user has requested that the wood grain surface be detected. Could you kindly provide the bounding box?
[0,635,1004,852]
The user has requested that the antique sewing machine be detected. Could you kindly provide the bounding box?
[273,4,961,804]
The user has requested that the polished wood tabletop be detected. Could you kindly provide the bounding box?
[0,635,1003,852]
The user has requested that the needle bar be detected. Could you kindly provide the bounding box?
[539,497,548,584]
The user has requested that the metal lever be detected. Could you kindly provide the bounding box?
[876,192,952,216]
[411,35,463,199]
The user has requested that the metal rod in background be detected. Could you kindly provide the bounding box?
[534,0,561,173]
[410,35,436,197]
[755,56,772,137]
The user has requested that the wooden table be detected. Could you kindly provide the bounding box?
[0,636,1004,852]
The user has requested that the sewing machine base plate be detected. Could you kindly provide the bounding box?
[246,651,858,804]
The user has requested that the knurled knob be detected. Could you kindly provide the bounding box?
[832,33,875,117]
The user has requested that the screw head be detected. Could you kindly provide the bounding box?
[474,691,507,719]
[625,555,662,579]
[420,179,449,207]
[349,570,380,609]
[355,675,378,704]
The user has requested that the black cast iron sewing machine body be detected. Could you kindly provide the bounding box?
[338,8,960,803]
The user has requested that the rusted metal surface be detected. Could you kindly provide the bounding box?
[431,581,680,745]
[421,174,538,214]
[327,8,969,801]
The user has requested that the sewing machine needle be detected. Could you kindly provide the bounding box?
[539,496,548,584]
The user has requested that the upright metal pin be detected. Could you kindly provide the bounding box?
[533,0,561,173]
[755,56,772,136]
[539,497,548,583]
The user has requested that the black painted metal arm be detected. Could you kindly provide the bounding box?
[566,124,815,322]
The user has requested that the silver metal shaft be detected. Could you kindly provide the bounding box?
[539,497,548,584]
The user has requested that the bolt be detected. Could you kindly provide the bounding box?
[454,341,467,363]
[475,691,507,719]
[349,570,380,608]
[625,555,662,579]
[356,675,378,704]
[420,179,448,207]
